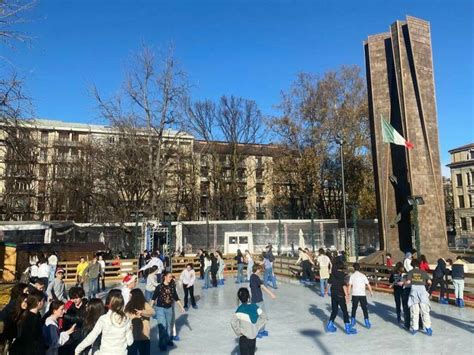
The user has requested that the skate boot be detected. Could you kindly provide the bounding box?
[326,321,337,333]
[364,319,371,329]
[344,323,357,335]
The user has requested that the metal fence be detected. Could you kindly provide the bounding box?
[173,219,379,255]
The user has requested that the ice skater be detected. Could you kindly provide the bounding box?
[231,287,267,355]
[250,265,276,338]
[405,259,433,335]
[326,260,357,335]
[348,263,373,329]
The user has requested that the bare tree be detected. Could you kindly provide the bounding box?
[92,45,189,221]
[0,0,37,220]
[184,95,266,219]
[0,0,35,46]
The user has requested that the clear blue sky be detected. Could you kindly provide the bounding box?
[5,0,474,173]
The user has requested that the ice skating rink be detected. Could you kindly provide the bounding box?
[142,278,474,354]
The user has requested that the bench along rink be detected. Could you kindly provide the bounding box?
[145,278,474,355]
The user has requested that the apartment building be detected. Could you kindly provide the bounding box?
[0,119,280,222]
[447,143,474,244]
[194,140,282,221]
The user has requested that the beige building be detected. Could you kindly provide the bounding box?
[0,119,279,222]
[447,143,474,245]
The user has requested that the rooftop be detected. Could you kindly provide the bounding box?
[448,143,474,154]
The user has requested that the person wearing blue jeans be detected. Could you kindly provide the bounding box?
[235,249,245,283]
[262,254,277,289]
[84,256,102,299]
[152,271,186,352]
[88,277,99,298]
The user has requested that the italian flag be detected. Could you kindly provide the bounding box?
[381,117,414,149]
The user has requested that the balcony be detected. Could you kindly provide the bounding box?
[52,155,75,163]
[53,140,81,147]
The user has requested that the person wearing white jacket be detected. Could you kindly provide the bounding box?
[74,293,133,355]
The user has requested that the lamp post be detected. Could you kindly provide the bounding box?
[335,137,349,257]
[206,198,210,249]
[351,203,360,261]
[275,208,282,256]
[310,208,315,252]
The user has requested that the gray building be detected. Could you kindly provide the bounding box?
[447,143,474,247]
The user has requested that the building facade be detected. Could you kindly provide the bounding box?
[365,16,449,259]
[447,143,474,246]
[0,119,280,222]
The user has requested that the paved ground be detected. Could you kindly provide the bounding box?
[137,278,473,355]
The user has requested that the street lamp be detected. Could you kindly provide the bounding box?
[408,196,425,255]
[310,208,315,252]
[335,137,349,258]
[206,198,210,249]
[275,207,282,255]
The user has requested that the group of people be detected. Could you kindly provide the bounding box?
[2,246,469,355]
[0,249,190,355]
[196,244,279,291]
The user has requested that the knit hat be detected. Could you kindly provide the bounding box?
[405,252,412,259]
[122,274,137,285]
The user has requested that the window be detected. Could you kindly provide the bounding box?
[108,136,115,144]
[456,174,463,187]
[461,217,467,231]
[41,131,49,143]
[467,172,472,186]
[458,195,465,208]
[39,149,47,161]
[39,165,48,178]
[471,217,474,231]
[469,195,473,208]
[470,151,474,160]
[72,133,79,142]
[58,132,69,141]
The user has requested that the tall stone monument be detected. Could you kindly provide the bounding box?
[364,16,449,260]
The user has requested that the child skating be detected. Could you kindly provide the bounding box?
[326,260,357,335]
[348,263,374,329]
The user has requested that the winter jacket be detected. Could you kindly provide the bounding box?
[231,303,267,340]
[10,311,45,355]
[433,258,447,278]
[452,259,466,280]
[74,310,133,355]
[85,262,102,279]
[43,316,70,355]
[47,279,67,301]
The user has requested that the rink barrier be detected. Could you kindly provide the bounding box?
[170,255,243,275]
[271,256,474,307]
[57,259,139,284]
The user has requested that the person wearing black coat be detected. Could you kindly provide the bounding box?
[198,249,205,280]
[429,258,452,304]
[210,253,219,287]
[59,287,87,355]
[10,290,46,355]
